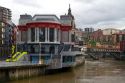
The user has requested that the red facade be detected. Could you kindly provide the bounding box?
[90,29,103,42]
[120,40,125,51]
[18,22,72,31]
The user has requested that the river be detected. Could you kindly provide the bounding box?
[7,59,125,83]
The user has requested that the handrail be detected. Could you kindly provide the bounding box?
[6,52,21,62]
[12,52,21,59]
[0,61,46,68]
[12,52,28,61]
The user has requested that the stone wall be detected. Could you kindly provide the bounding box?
[0,65,46,81]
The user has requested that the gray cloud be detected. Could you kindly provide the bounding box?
[13,0,41,8]
[73,0,125,29]
[74,0,96,3]
[2,0,125,29]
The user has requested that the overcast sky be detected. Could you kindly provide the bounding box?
[0,0,125,30]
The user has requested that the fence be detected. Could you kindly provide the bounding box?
[0,61,39,68]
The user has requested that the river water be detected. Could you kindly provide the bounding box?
[8,59,125,83]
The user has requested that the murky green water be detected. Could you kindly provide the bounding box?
[7,59,125,83]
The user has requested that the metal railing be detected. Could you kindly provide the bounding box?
[0,61,43,68]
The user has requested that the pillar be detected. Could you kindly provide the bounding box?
[48,28,49,42]
[54,28,57,42]
[28,29,31,42]
[58,29,61,42]
[37,28,39,42]
[68,31,71,42]
[45,28,47,42]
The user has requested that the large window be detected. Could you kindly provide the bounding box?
[31,28,35,42]
[63,45,70,51]
[49,28,54,42]
[27,44,40,54]
[17,44,23,52]
[71,46,81,51]
[40,45,55,54]
[39,28,45,42]
[49,46,55,54]
[58,44,63,53]
[63,56,73,63]
[41,45,45,54]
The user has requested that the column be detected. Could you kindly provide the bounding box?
[58,30,61,42]
[35,28,39,42]
[37,28,39,42]
[48,28,49,42]
[28,29,31,42]
[54,28,57,42]
[45,28,47,42]
[17,31,21,42]
[69,31,71,42]
[35,28,36,42]
[57,29,58,42]
[55,45,58,54]
[59,30,61,42]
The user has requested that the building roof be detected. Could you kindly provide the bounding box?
[32,14,61,24]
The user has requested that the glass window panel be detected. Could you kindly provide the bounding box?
[39,28,45,42]
[31,28,35,42]
[49,28,54,42]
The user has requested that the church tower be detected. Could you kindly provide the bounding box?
[68,4,72,16]
[68,4,74,20]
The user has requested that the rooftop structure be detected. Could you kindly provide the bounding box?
[19,14,32,25]
[60,4,75,29]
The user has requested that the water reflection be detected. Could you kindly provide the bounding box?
[8,59,125,83]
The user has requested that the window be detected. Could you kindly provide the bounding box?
[2,40,4,44]
[49,46,55,54]
[49,28,54,42]
[27,45,31,53]
[36,18,55,21]
[63,45,70,51]
[31,28,35,42]
[39,28,45,42]
[41,45,45,54]
[71,34,75,42]
[71,46,81,51]
[40,45,55,54]
[17,44,23,52]
[63,56,73,63]
[34,45,39,53]
[58,44,63,53]
[27,44,40,54]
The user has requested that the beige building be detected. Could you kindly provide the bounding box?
[102,28,120,35]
